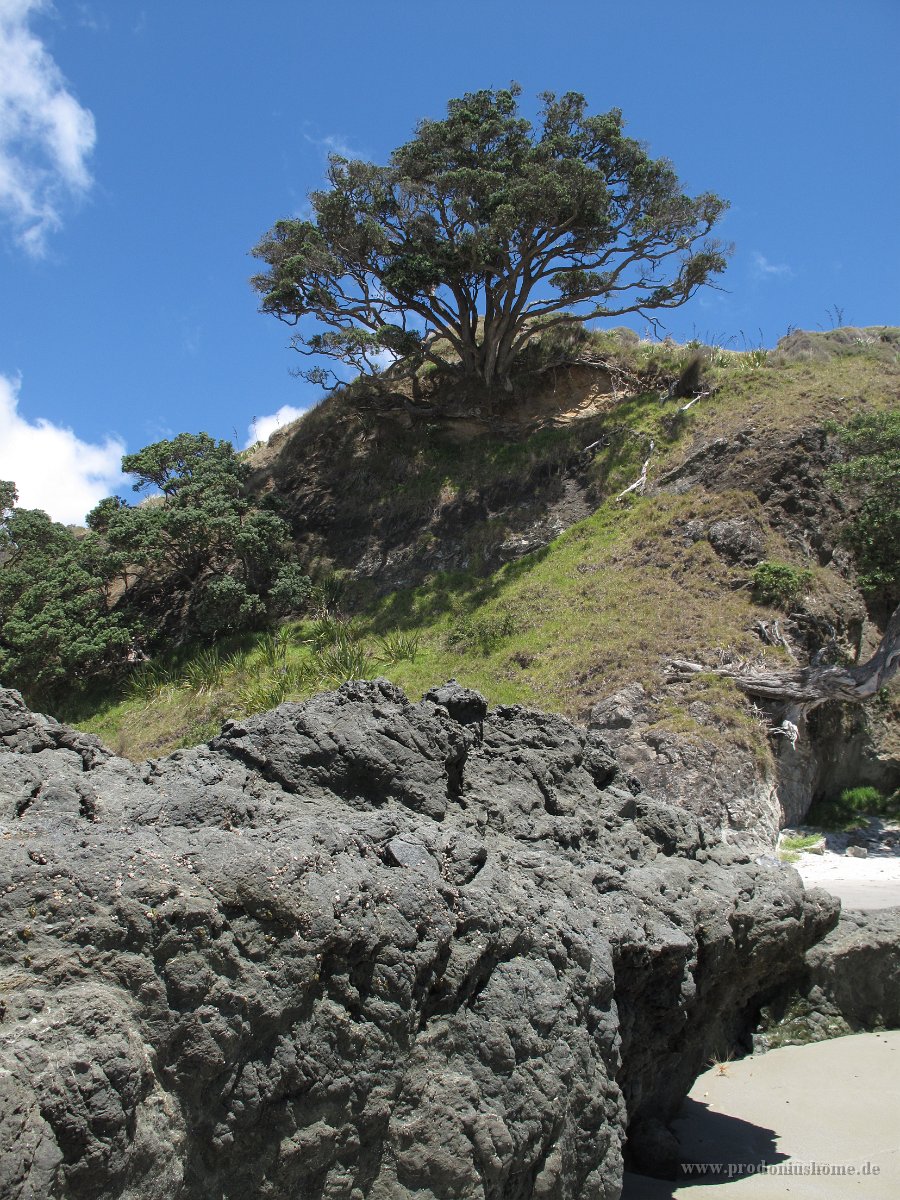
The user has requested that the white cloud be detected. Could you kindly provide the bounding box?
[0,373,125,523]
[752,252,793,280]
[0,0,96,254]
[371,347,398,371]
[303,131,368,161]
[245,404,308,447]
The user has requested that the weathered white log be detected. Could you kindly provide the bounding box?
[679,389,711,412]
[667,603,900,711]
[616,439,655,501]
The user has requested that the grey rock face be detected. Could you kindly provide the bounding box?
[0,684,836,1199]
[757,907,900,1048]
[588,685,782,848]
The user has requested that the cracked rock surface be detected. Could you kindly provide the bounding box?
[0,682,836,1199]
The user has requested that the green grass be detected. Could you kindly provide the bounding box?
[782,835,825,854]
[777,831,825,864]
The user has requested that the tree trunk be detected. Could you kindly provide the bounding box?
[668,603,900,710]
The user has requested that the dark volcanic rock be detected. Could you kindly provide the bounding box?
[0,684,836,1199]
[757,907,900,1048]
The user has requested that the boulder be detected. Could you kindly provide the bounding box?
[757,907,900,1048]
[0,684,836,1198]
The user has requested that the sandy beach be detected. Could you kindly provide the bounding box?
[622,1031,900,1199]
[624,825,900,1198]
[792,828,900,911]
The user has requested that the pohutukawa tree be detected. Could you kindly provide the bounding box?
[251,86,729,393]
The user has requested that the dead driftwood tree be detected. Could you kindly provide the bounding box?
[668,602,900,713]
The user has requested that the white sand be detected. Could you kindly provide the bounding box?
[623,1031,900,1199]
[794,846,900,910]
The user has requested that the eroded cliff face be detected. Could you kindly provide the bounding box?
[0,684,836,1199]
[242,334,898,831]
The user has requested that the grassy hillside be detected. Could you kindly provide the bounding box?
[72,326,899,762]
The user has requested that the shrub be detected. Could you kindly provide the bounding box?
[807,785,900,830]
[305,614,362,653]
[376,631,420,664]
[838,785,898,817]
[126,661,178,703]
[751,561,811,609]
[446,609,517,655]
[192,575,266,637]
[268,564,314,616]
[780,832,824,852]
[179,647,226,694]
[317,639,375,685]
[826,410,899,600]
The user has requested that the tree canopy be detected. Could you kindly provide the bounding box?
[0,436,312,705]
[827,410,900,604]
[252,86,729,393]
[0,499,134,702]
[87,433,304,636]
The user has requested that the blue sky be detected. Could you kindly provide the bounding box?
[1,0,898,522]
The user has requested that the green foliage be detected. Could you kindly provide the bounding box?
[446,608,517,655]
[0,505,135,704]
[844,782,892,811]
[808,785,900,830]
[317,639,375,685]
[252,86,728,393]
[259,627,292,671]
[376,631,420,664]
[235,671,296,716]
[737,347,768,370]
[0,434,307,702]
[826,410,900,600]
[87,432,303,641]
[178,647,227,694]
[90,433,286,591]
[126,661,179,703]
[751,561,812,609]
[780,832,824,852]
[268,563,314,616]
[0,480,16,523]
[191,575,266,638]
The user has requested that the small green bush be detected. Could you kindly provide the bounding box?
[179,647,226,694]
[781,832,824,851]
[192,576,266,637]
[126,661,178,703]
[268,564,314,616]
[838,785,899,817]
[317,639,374,684]
[808,785,900,830]
[751,561,811,609]
[376,631,420,664]
[826,410,899,599]
[305,614,362,653]
[446,609,517,655]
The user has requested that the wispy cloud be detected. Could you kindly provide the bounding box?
[0,373,125,523]
[303,131,368,161]
[75,3,108,33]
[752,252,793,280]
[245,404,308,448]
[0,0,96,255]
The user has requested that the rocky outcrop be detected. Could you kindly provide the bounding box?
[0,683,837,1198]
[756,907,900,1048]
[588,684,781,848]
